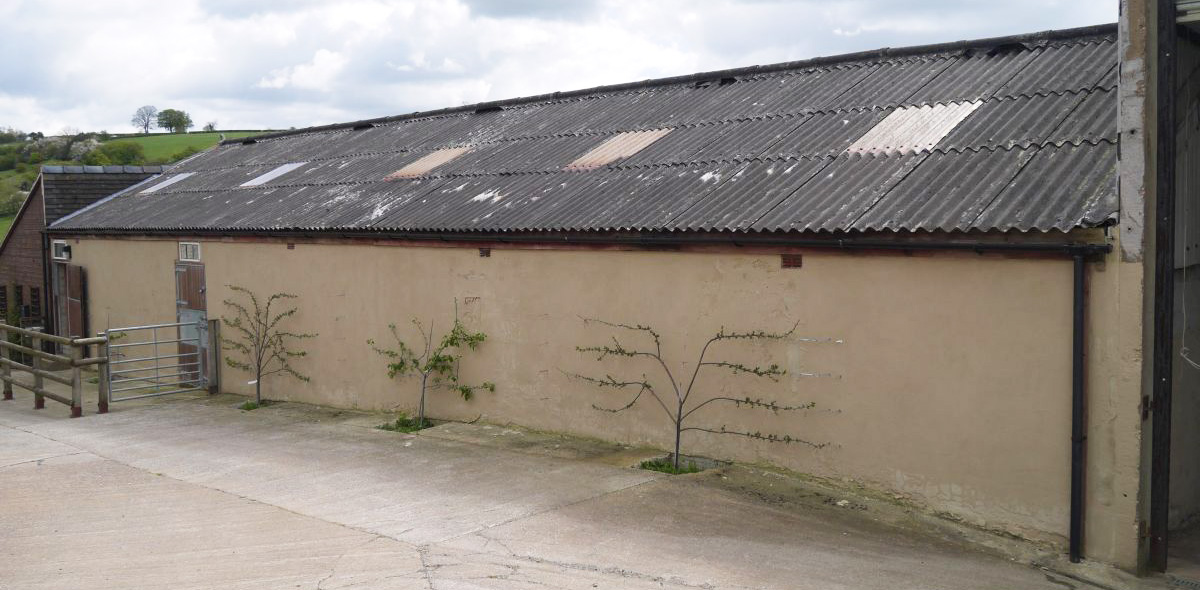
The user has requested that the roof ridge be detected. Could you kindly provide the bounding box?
[223,23,1116,146]
[41,164,167,174]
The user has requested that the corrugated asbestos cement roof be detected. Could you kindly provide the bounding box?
[53,25,1119,236]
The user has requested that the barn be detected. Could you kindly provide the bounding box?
[28,22,1199,572]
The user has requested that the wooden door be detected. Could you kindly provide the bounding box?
[175,263,207,384]
[52,262,86,338]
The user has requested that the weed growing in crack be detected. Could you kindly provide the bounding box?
[376,412,434,433]
[640,457,702,475]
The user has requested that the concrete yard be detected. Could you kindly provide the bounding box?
[0,391,1148,590]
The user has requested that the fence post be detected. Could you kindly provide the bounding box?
[68,344,82,418]
[98,333,110,414]
[32,334,43,410]
[0,325,10,401]
[207,319,220,394]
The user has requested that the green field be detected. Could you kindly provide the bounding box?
[0,168,35,193]
[0,166,38,201]
[0,167,37,238]
[104,131,264,163]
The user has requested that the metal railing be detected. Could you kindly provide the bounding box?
[103,320,207,404]
[0,323,108,417]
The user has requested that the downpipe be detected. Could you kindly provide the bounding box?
[1070,253,1087,563]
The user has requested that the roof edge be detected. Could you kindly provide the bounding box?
[226,22,1117,145]
[42,226,1112,254]
[41,165,167,174]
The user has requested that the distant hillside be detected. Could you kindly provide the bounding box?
[0,168,33,239]
[104,131,265,163]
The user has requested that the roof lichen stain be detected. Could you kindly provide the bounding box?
[368,202,391,221]
[471,189,504,204]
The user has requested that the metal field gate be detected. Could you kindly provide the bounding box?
[99,258,214,404]
[103,320,208,402]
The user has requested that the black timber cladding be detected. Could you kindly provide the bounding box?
[52,25,1119,236]
[40,166,163,226]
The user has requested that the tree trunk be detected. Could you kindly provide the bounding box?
[418,374,428,426]
[255,370,262,405]
[673,411,683,471]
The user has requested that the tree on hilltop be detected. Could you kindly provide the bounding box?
[131,105,157,134]
[156,109,193,134]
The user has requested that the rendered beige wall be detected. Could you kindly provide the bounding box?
[1087,237,1149,569]
[68,236,1145,567]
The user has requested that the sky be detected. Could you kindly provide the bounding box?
[0,0,1117,135]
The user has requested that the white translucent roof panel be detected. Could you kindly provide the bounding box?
[139,172,194,194]
[846,101,983,156]
[240,162,308,187]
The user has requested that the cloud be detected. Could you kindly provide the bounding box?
[462,0,599,19]
[0,0,1118,134]
[257,49,349,91]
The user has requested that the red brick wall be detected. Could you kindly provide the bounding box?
[0,187,47,319]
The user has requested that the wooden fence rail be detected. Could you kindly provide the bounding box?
[0,323,110,418]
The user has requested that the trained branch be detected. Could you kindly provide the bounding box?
[369,301,495,426]
[574,316,838,470]
[679,426,829,449]
[681,396,816,421]
[567,370,674,422]
[221,285,316,404]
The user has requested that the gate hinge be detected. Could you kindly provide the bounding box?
[1141,395,1153,421]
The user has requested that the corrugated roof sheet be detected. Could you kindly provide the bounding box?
[52,24,1119,236]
